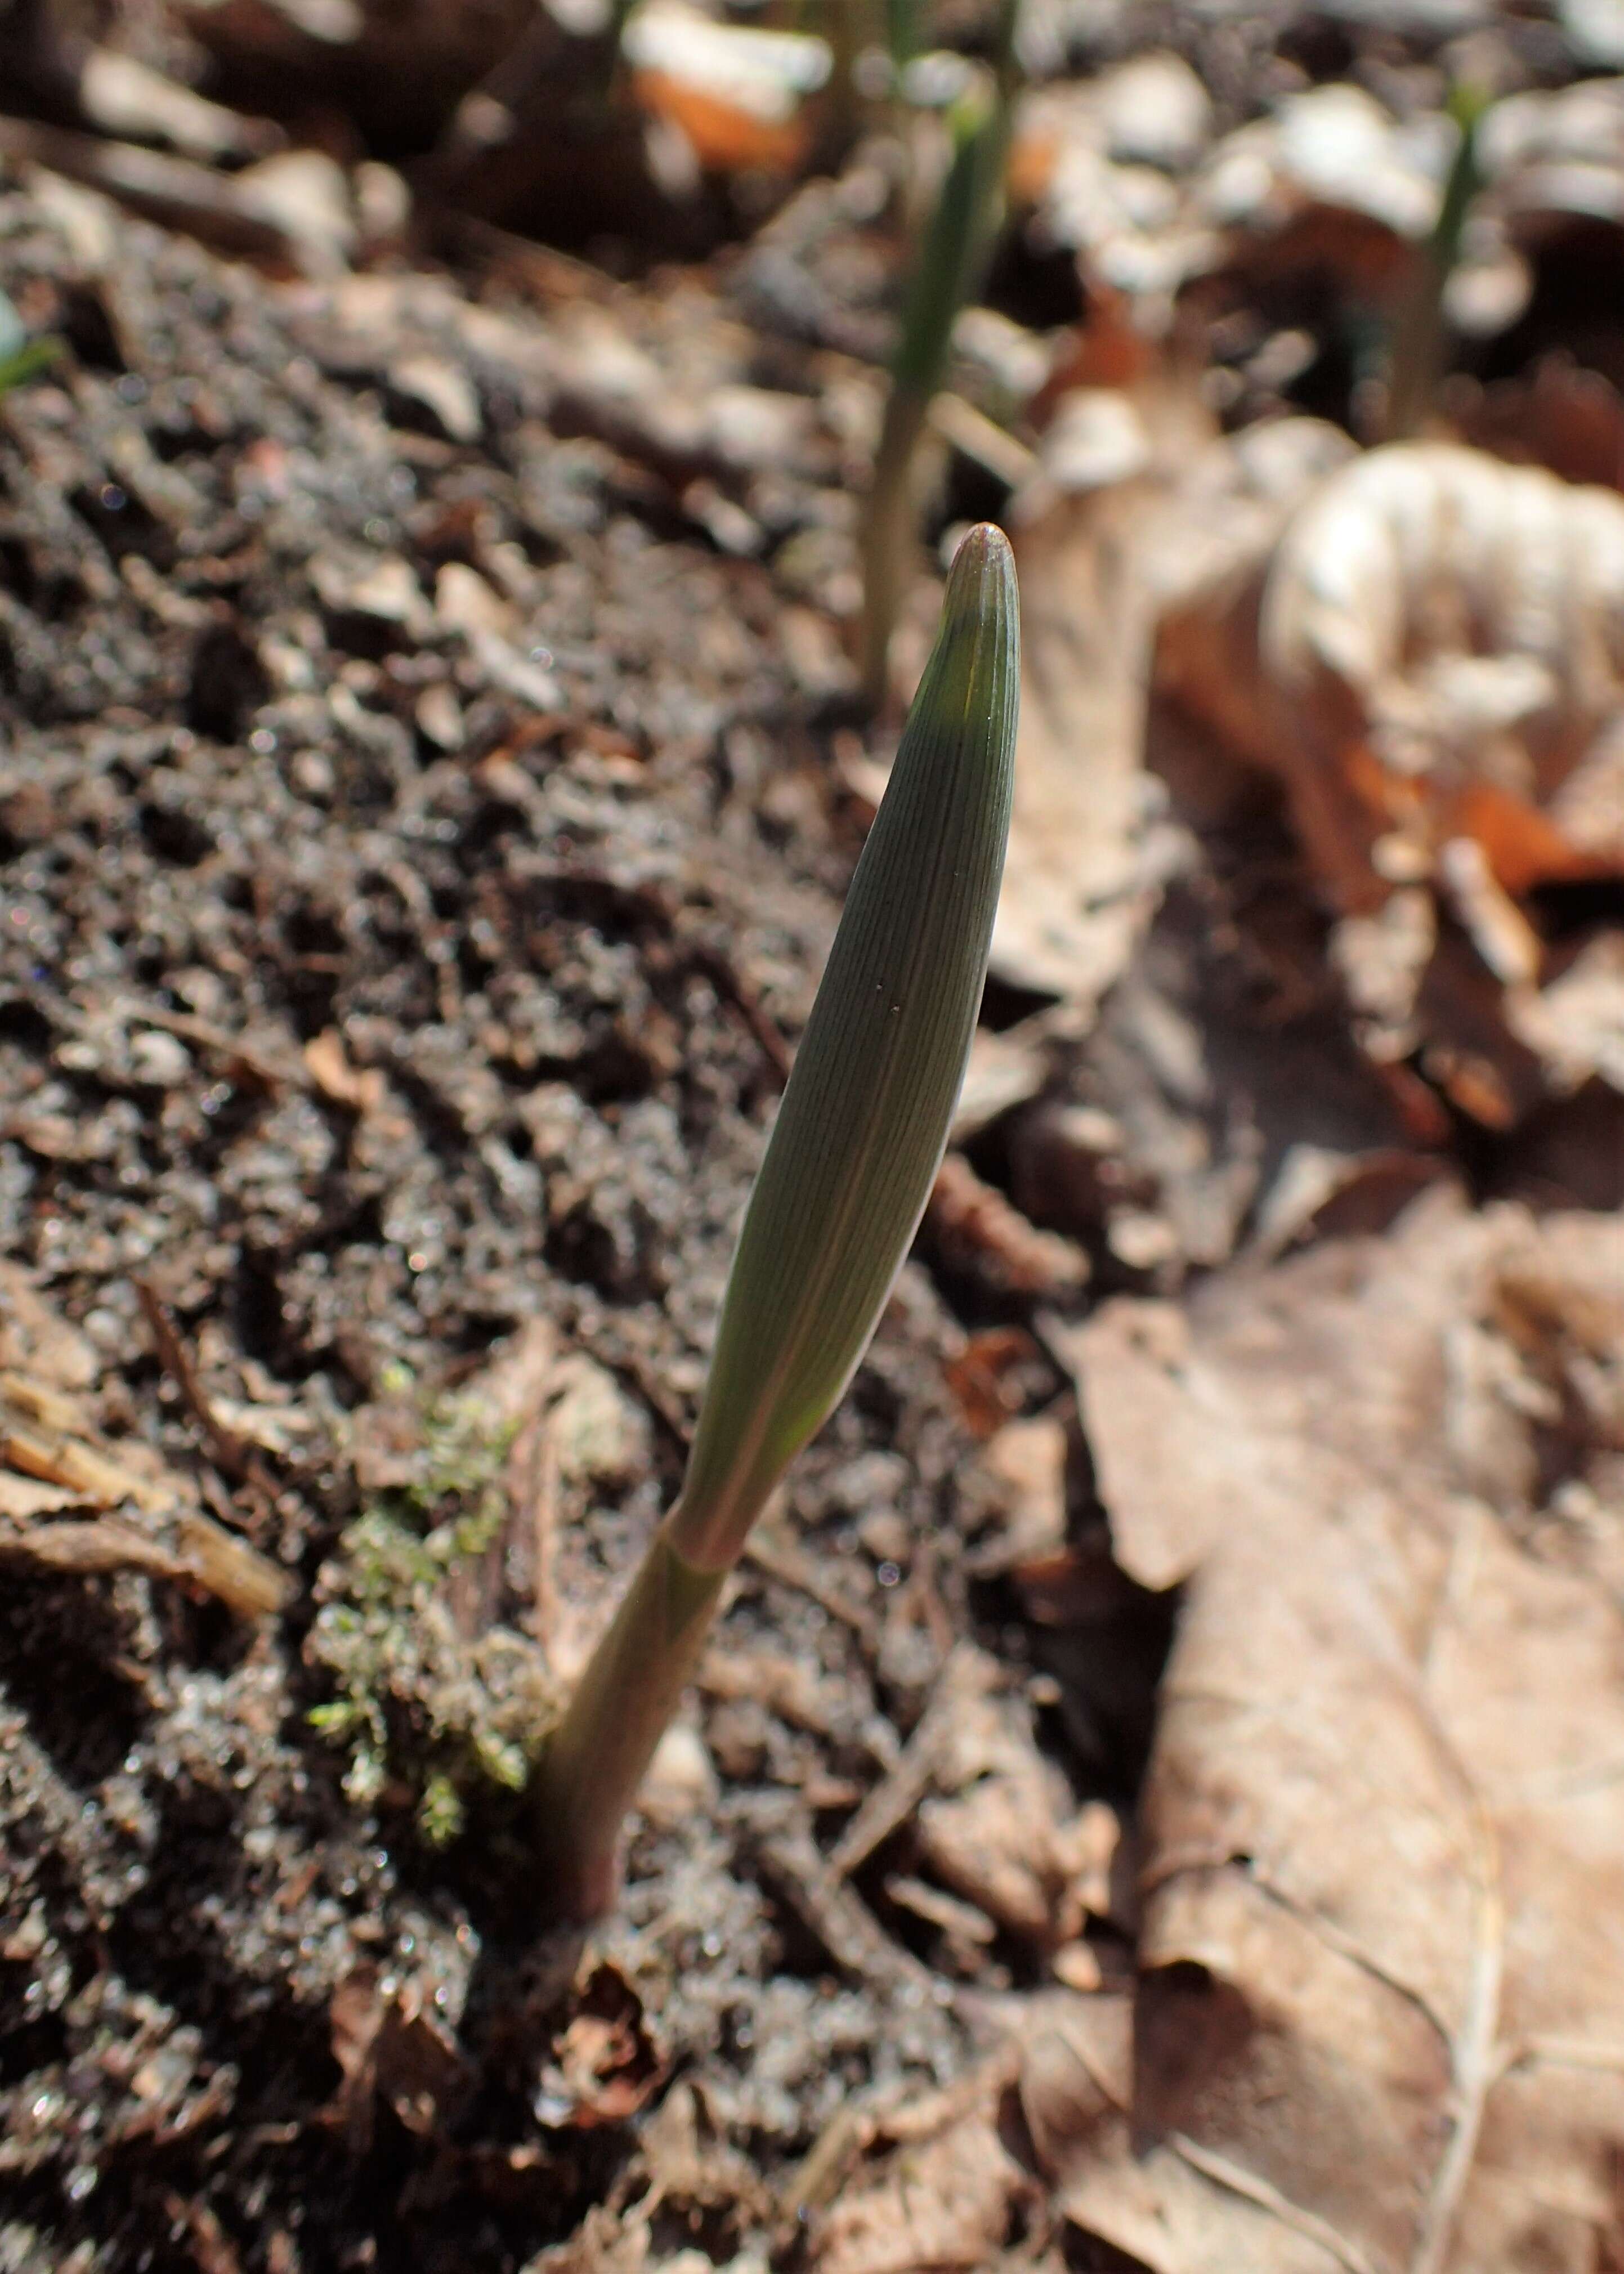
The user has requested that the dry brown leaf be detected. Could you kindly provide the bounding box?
[1459,355,1624,494]
[951,1019,1057,1148]
[324,1964,468,2154]
[1151,416,1363,778]
[623,0,826,178]
[1003,406,1355,1031]
[632,73,809,176]
[967,1412,1070,1572]
[943,1326,1045,1442]
[1046,1193,1624,2272]
[325,1967,390,2154]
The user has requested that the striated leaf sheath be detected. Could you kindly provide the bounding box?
[670,522,1020,1569]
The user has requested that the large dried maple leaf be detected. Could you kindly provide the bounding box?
[1039,1194,1624,2273]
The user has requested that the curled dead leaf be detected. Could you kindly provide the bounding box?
[1164,439,1624,1125]
[625,0,826,176]
[994,373,1212,1010]
[534,1963,665,2130]
[1260,442,1624,910]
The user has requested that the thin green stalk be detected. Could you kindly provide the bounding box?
[600,0,641,98]
[1383,84,1491,442]
[0,290,60,399]
[883,0,924,70]
[534,525,1020,1922]
[0,338,61,396]
[531,1539,724,1923]
[822,0,866,162]
[860,5,1019,707]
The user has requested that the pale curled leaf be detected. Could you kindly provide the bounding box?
[1259,441,1624,907]
[1162,437,1624,1125]
[669,524,1019,1569]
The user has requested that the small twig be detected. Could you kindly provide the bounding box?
[928,391,1039,490]
[777,2102,878,2236]
[136,1281,278,1518]
[685,942,791,1089]
[827,1642,991,1879]
[743,1523,878,1647]
[118,999,293,1095]
[0,114,298,264]
[508,1382,561,1651]
[749,1820,938,1999]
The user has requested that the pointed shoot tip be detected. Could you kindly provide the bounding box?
[941,522,1015,626]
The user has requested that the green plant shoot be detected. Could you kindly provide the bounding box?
[860,0,1019,708]
[0,289,61,398]
[1383,82,1492,442]
[534,523,1021,1921]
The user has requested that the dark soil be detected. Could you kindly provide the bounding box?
[0,164,1128,2274]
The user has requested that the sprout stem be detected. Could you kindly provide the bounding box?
[860,1,1020,709]
[1383,84,1491,443]
[533,525,1020,1922]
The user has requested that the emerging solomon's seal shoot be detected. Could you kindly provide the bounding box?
[534,522,1021,1922]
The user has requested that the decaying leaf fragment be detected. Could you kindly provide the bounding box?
[807,2057,1038,2274]
[625,0,830,177]
[915,1669,1119,1954]
[325,1963,468,2153]
[1045,1193,1624,2273]
[0,1274,290,1617]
